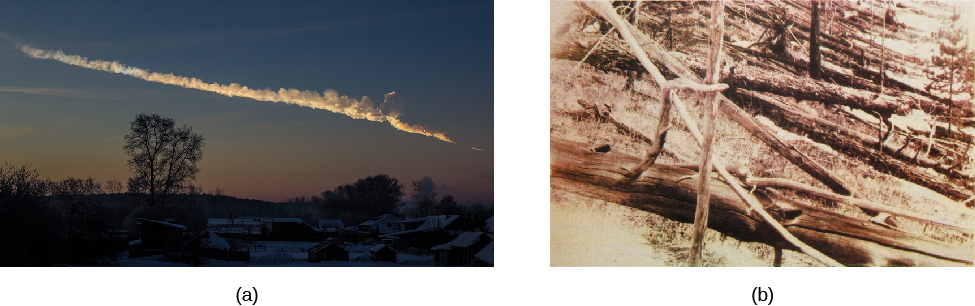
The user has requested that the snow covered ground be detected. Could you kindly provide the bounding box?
[120,255,418,267]
[118,240,435,267]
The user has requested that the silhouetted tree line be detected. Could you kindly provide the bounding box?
[282,174,405,225]
[1,113,495,266]
[0,163,128,266]
[403,177,471,217]
[0,113,210,266]
[282,174,494,229]
[202,194,317,219]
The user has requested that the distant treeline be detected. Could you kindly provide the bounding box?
[202,194,314,220]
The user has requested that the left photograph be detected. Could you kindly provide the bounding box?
[0,0,493,267]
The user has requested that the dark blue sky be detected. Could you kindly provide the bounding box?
[0,0,493,204]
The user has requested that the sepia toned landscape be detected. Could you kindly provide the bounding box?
[551,0,973,266]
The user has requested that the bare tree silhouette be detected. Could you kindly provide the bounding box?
[123,113,205,209]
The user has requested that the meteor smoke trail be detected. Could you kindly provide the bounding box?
[9,40,467,146]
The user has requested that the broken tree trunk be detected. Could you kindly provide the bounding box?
[732,87,971,182]
[809,0,822,80]
[741,176,972,234]
[688,0,726,267]
[666,162,971,234]
[727,1,973,118]
[619,19,870,202]
[722,63,910,115]
[728,88,973,201]
[728,2,879,67]
[589,1,841,266]
[936,125,975,144]
[820,46,974,118]
[727,44,883,94]
[551,138,973,266]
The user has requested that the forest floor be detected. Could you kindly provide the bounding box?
[550,1,974,266]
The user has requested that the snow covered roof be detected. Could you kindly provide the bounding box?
[137,218,187,230]
[202,231,231,251]
[451,231,488,248]
[273,218,305,223]
[369,243,395,253]
[475,241,493,265]
[318,219,345,229]
[431,231,490,250]
[380,225,450,238]
[308,240,347,253]
[405,215,460,231]
[361,214,402,226]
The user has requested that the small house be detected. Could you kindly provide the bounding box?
[199,231,249,262]
[400,215,460,231]
[359,214,404,235]
[271,218,319,241]
[370,244,398,262]
[337,227,371,243]
[474,241,494,267]
[381,227,453,249]
[318,219,345,231]
[307,240,349,262]
[432,231,492,267]
[130,218,188,257]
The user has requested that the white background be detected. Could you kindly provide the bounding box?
[2,1,972,305]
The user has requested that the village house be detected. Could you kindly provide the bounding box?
[318,219,345,231]
[270,218,320,241]
[199,231,249,262]
[359,214,403,235]
[474,241,494,267]
[431,231,492,267]
[369,244,398,262]
[307,239,350,262]
[334,226,371,243]
[317,219,345,239]
[400,215,462,231]
[381,227,453,249]
[129,218,248,262]
[129,218,187,258]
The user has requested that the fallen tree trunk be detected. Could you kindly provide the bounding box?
[834,106,961,161]
[621,20,868,202]
[726,1,974,118]
[727,2,879,67]
[728,88,973,200]
[821,47,975,118]
[551,138,973,266]
[727,44,882,93]
[936,124,975,144]
[733,88,971,182]
[730,42,972,119]
[609,7,971,208]
[590,0,843,266]
[722,64,910,115]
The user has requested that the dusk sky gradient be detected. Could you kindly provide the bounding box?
[0,0,493,204]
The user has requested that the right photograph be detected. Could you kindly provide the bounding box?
[551,1,973,266]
